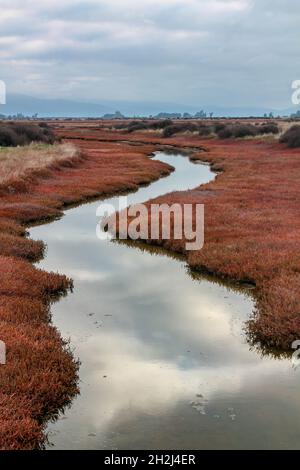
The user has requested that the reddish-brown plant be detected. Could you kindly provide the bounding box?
[1,119,298,449]
[0,124,173,449]
[56,122,300,351]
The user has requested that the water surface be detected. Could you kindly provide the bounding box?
[30,152,300,450]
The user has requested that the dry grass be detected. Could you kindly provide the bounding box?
[0,143,79,191]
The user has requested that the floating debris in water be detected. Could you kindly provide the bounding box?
[48,430,60,436]
[190,394,208,415]
[227,407,237,421]
[190,401,206,414]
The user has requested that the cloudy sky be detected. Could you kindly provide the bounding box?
[0,0,299,109]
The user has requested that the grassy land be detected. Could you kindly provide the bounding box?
[0,143,79,190]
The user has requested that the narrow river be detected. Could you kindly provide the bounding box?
[30,151,300,450]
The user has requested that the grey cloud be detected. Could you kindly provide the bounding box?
[0,0,299,109]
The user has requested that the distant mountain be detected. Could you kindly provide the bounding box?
[0,93,297,118]
[0,94,113,118]
[102,111,126,119]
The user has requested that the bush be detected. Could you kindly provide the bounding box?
[40,127,56,144]
[127,122,149,133]
[163,125,180,138]
[0,127,21,147]
[163,123,198,138]
[258,123,279,135]
[114,119,175,133]
[198,124,213,136]
[232,124,258,138]
[125,119,174,133]
[214,123,226,133]
[0,123,56,147]
[280,125,300,148]
[217,123,258,139]
[38,122,49,129]
[217,126,234,139]
[113,122,128,130]
[148,119,173,130]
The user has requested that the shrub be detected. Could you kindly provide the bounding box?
[184,123,198,133]
[280,125,300,148]
[217,126,234,139]
[113,122,128,130]
[198,124,213,136]
[163,125,180,138]
[163,123,198,138]
[0,127,20,146]
[0,123,56,147]
[258,123,279,135]
[127,122,149,133]
[40,127,56,144]
[232,124,258,138]
[148,120,173,130]
[214,123,226,133]
[126,119,174,133]
[217,124,258,139]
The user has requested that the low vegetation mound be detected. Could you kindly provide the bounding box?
[127,121,149,133]
[280,125,300,148]
[114,119,174,133]
[258,123,279,135]
[115,119,280,140]
[162,123,198,137]
[216,123,279,139]
[162,121,280,139]
[198,124,214,136]
[0,123,56,147]
[217,124,257,139]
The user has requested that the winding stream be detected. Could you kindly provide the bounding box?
[30,151,300,450]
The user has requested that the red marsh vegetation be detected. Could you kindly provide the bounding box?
[1,119,299,448]
[0,125,172,449]
[55,121,300,351]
